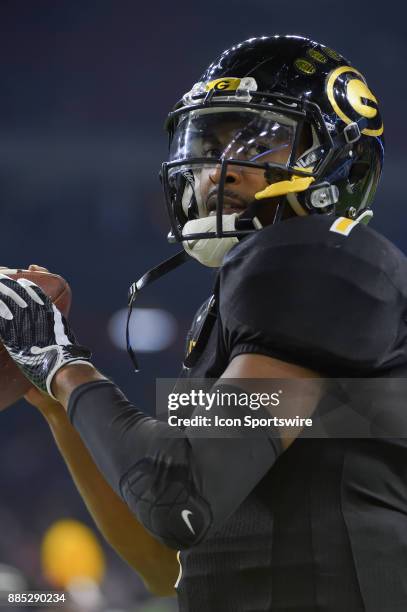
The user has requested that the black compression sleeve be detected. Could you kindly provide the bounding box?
[68,380,282,549]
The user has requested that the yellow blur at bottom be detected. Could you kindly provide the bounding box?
[41,519,105,589]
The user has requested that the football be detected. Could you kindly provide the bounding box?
[0,270,72,410]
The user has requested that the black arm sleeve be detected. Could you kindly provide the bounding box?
[68,379,282,550]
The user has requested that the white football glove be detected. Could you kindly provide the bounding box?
[0,274,91,398]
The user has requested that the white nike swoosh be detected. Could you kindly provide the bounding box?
[181,509,195,535]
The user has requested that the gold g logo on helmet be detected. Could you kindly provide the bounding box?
[326,66,383,136]
[205,78,241,92]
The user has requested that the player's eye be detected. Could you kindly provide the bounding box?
[247,143,270,158]
[203,146,223,158]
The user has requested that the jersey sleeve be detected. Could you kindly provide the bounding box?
[219,215,407,374]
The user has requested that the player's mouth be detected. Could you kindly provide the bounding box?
[207,191,248,215]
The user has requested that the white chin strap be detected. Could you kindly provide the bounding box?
[182,214,240,268]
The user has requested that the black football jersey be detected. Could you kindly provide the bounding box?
[175,215,407,612]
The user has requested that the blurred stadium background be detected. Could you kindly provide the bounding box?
[0,1,405,609]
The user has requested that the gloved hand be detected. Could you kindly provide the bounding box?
[0,273,91,398]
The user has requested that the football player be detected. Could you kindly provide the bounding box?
[2,35,407,611]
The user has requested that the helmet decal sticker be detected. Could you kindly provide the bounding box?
[326,65,383,136]
[323,46,342,62]
[205,78,241,92]
[294,58,316,75]
[307,48,328,64]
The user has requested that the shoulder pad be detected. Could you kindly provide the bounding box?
[220,216,407,373]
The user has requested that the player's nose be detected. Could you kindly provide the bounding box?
[208,164,242,185]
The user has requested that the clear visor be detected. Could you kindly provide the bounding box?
[169,107,298,165]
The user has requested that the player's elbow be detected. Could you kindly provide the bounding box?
[121,461,213,550]
[124,491,212,550]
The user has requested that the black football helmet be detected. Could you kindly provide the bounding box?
[162,34,384,244]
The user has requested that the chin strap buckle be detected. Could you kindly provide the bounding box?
[308,183,340,209]
[343,122,361,144]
